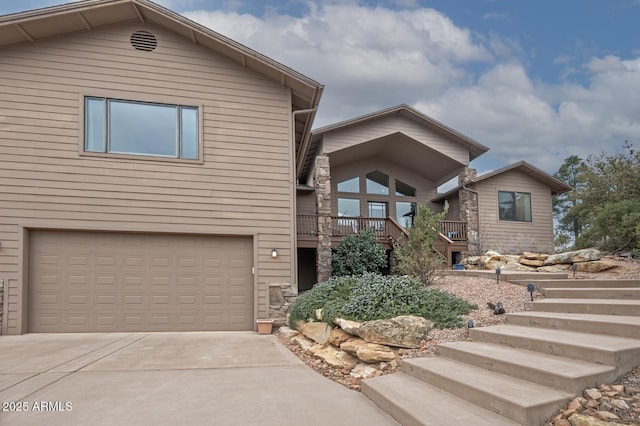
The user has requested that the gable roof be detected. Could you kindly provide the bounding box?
[299,104,489,180]
[432,160,572,202]
[0,0,323,164]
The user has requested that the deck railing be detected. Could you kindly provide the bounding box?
[440,220,467,241]
[296,215,466,242]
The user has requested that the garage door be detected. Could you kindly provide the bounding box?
[28,230,254,332]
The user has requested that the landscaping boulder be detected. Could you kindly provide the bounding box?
[537,264,572,273]
[328,327,352,347]
[340,339,396,363]
[519,258,545,267]
[349,363,380,379]
[545,249,601,265]
[301,322,332,344]
[357,315,432,349]
[333,317,362,335]
[575,260,617,273]
[501,262,536,271]
[310,345,358,370]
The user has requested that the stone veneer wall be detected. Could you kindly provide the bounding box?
[458,168,479,256]
[269,283,296,327]
[315,155,332,283]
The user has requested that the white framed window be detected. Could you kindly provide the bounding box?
[84,97,199,160]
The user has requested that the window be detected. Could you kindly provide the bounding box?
[498,191,532,222]
[84,97,199,159]
[395,179,416,197]
[396,201,416,227]
[337,198,360,217]
[366,171,389,195]
[368,201,387,218]
[337,177,360,193]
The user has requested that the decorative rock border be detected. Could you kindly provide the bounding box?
[281,315,432,379]
[461,248,618,273]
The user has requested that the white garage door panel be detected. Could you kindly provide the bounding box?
[28,231,254,333]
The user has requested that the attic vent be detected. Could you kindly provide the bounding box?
[130,30,157,52]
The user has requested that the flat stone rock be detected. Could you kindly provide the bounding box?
[575,261,617,273]
[357,315,432,349]
[340,339,396,363]
[310,345,358,370]
[292,335,315,354]
[349,363,380,379]
[301,322,332,344]
[277,326,299,339]
[333,317,362,335]
[568,413,619,426]
[328,328,352,347]
[545,249,602,265]
[502,261,536,271]
[519,258,545,267]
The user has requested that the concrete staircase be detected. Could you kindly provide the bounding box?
[361,279,640,426]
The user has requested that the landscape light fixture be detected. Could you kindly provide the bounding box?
[271,249,278,258]
[527,283,535,301]
[495,268,501,284]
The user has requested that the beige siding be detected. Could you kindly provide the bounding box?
[322,115,469,165]
[475,170,555,254]
[296,191,317,215]
[0,23,294,334]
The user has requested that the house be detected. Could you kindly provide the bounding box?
[0,0,322,334]
[295,106,571,290]
[432,161,572,256]
[0,1,568,335]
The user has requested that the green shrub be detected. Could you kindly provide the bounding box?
[331,228,387,276]
[393,202,446,285]
[288,275,356,328]
[288,273,477,329]
[341,273,477,328]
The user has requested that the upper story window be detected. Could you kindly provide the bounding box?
[84,97,199,160]
[366,170,389,195]
[337,176,360,193]
[395,179,416,197]
[498,191,532,222]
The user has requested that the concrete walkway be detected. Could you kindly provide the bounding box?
[0,332,398,425]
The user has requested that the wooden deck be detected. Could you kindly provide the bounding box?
[297,215,468,262]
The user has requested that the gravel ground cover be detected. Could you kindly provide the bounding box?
[278,256,640,423]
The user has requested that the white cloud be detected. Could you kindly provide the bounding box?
[182,3,640,173]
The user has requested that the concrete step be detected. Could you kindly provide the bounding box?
[469,324,640,372]
[513,279,640,289]
[506,311,640,339]
[542,287,640,299]
[361,373,520,426]
[532,298,640,316]
[400,357,572,426]
[437,341,615,394]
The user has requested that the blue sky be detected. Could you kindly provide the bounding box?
[3,0,640,177]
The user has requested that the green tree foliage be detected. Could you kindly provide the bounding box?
[288,273,477,329]
[393,202,446,285]
[555,143,640,254]
[330,228,387,277]
[553,155,588,242]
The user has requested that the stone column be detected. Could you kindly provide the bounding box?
[458,168,479,255]
[315,155,332,282]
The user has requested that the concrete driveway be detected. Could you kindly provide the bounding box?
[0,332,398,425]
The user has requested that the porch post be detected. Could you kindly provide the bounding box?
[315,155,332,282]
[458,168,480,255]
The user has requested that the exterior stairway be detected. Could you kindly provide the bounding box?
[361,279,640,426]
